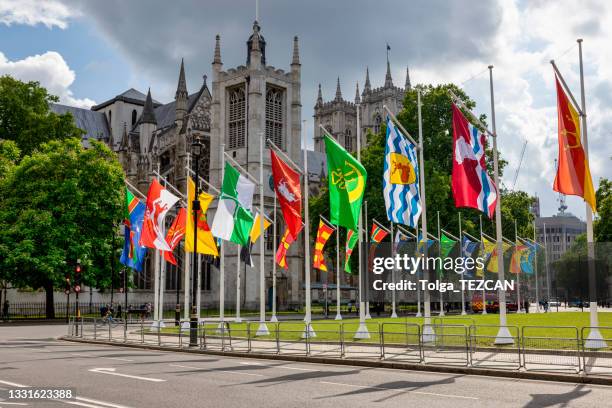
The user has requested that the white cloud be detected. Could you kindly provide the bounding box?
[0,51,95,108]
[0,0,75,29]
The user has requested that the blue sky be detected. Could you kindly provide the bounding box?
[0,0,610,221]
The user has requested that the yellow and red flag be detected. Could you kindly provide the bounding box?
[276,227,296,269]
[553,76,596,212]
[313,219,335,271]
[509,241,528,274]
[185,177,219,256]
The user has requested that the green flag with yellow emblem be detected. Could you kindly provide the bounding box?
[324,135,367,231]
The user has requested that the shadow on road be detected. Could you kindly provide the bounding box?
[524,384,591,408]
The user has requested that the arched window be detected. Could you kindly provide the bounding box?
[131,109,137,126]
[266,86,284,149]
[345,128,353,152]
[227,87,246,149]
[373,113,382,134]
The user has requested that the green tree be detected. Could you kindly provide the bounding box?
[0,75,83,156]
[0,138,124,318]
[594,177,611,242]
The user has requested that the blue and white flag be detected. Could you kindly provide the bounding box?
[383,116,421,227]
[461,236,479,277]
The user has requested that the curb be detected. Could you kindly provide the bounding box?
[60,337,612,386]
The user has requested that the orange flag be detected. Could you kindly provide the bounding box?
[185,177,219,256]
[275,228,295,269]
[313,219,335,271]
[553,76,596,212]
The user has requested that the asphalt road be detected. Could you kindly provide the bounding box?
[0,325,611,408]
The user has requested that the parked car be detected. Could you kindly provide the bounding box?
[549,299,561,307]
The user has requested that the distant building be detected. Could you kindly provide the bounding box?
[535,213,586,261]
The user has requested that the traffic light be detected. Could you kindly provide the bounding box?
[119,270,125,293]
[74,259,82,293]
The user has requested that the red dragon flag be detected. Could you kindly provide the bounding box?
[163,207,187,265]
[271,150,303,238]
[140,178,180,251]
[552,76,596,212]
[312,218,335,271]
[451,103,498,218]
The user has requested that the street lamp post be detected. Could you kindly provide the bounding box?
[189,136,202,346]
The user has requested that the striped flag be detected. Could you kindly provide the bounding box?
[313,219,335,271]
[163,208,187,265]
[370,222,389,244]
[383,116,421,227]
[275,227,295,269]
[344,229,358,273]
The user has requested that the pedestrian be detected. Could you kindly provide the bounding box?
[2,300,9,321]
[117,304,122,319]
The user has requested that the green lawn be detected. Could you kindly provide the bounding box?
[158,312,612,346]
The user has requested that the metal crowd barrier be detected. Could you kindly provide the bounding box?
[64,319,612,375]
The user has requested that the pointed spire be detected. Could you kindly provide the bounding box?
[335,77,343,101]
[363,67,371,94]
[355,82,360,104]
[291,36,300,65]
[385,59,393,88]
[405,66,411,90]
[316,83,323,106]
[140,88,157,125]
[213,34,222,65]
[175,58,187,99]
[119,122,129,151]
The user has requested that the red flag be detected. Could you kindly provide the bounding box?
[163,208,187,265]
[313,219,335,271]
[276,228,296,269]
[271,150,303,238]
[552,76,596,212]
[140,179,180,250]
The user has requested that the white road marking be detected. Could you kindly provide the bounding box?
[0,380,29,388]
[168,364,264,377]
[88,368,165,383]
[239,362,316,371]
[318,381,479,400]
[0,402,29,406]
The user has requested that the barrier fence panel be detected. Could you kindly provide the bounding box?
[469,325,520,370]
[381,323,422,363]
[422,324,469,366]
[341,322,382,360]
[200,321,231,351]
[226,322,250,353]
[581,326,612,375]
[247,322,279,354]
[522,326,580,373]
[277,322,308,356]
[307,322,343,358]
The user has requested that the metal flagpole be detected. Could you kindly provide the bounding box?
[183,154,191,326]
[235,244,241,323]
[533,219,540,313]
[489,66,513,344]
[479,215,487,315]
[335,221,342,320]
[459,213,466,315]
[159,253,166,325]
[354,99,369,339]
[415,217,422,317]
[364,200,371,319]
[196,254,202,322]
[270,195,278,322]
[515,220,523,313]
[302,121,315,338]
[218,143,225,329]
[152,249,160,328]
[543,222,551,309]
[437,211,444,316]
[417,90,434,341]
[390,222,397,318]
[257,132,269,336]
[577,39,605,347]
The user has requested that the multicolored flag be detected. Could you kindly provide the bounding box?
[552,76,596,212]
[370,221,389,244]
[241,212,271,267]
[486,240,512,274]
[313,218,335,271]
[436,233,457,277]
[460,236,479,277]
[163,208,186,265]
[276,227,296,269]
[520,241,537,275]
[324,135,367,231]
[344,228,359,273]
[120,189,147,272]
[271,150,303,238]
[451,103,498,218]
[383,116,421,227]
[140,179,180,251]
[211,162,255,246]
[185,177,218,256]
[476,238,496,277]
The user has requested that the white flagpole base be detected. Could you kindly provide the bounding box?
[150,321,160,330]
[301,325,316,339]
[482,309,487,315]
[235,317,242,323]
[334,313,343,321]
[256,322,270,336]
[365,313,372,320]
[353,322,370,339]
[461,310,467,316]
[180,321,190,331]
[158,320,166,328]
[216,321,226,335]
[269,315,278,323]
[494,326,515,345]
[585,328,607,349]
[439,311,445,317]
[422,325,436,343]
[416,312,422,318]
[390,311,398,318]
